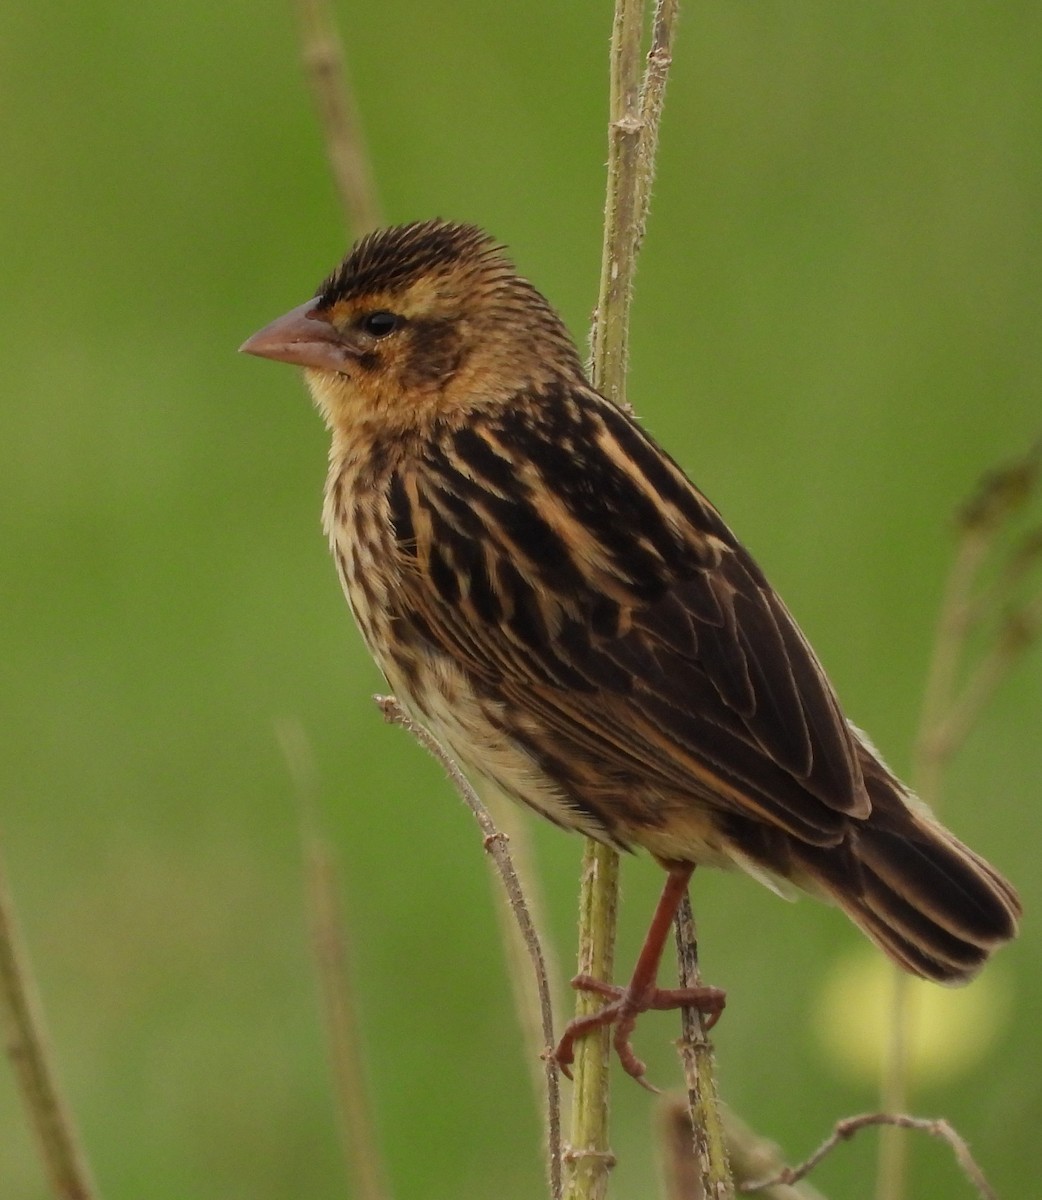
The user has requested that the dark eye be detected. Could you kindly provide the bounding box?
[360,311,401,338]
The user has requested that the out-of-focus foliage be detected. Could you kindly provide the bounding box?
[1,2,1039,1197]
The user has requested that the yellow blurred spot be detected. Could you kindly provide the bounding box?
[816,948,1012,1085]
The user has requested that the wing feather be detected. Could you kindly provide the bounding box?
[387,386,869,849]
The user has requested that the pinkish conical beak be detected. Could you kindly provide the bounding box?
[240,300,358,372]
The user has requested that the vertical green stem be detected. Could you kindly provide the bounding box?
[568,3,683,1196]
[565,0,645,1192]
[589,0,645,411]
[564,843,621,1200]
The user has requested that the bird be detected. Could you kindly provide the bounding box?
[241,218,1020,1085]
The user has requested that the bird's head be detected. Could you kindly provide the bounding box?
[241,219,584,437]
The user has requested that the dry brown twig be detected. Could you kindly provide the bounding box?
[672,892,734,1200]
[914,436,1042,801]
[376,696,564,1200]
[634,0,679,251]
[292,0,382,238]
[743,1112,997,1200]
[288,0,568,1191]
[479,789,567,1115]
[661,1100,829,1200]
[879,435,1042,1200]
[0,853,100,1200]
[276,718,395,1200]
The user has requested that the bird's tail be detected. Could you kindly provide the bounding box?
[792,754,1021,983]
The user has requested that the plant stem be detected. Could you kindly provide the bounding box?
[292,0,383,238]
[0,853,100,1200]
[276,718,395,1200]
[305,833,396,1200]
[674,891,734,1199]
[589,0,645,412]
[376,697,563,1200]
[878,437,1042,1200]
[568,3,684,1195]
[565,841,621,1200]
[481,789,566,1136]
[566,2,646,1195]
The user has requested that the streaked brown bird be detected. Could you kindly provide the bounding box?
[241,219,1020,1084]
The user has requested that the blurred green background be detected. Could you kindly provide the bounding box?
[2,1,1040,1196]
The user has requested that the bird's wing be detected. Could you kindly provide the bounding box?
[387,385,869,846]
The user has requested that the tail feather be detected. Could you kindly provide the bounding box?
[855,822,1020,945]
[721,746,1021,984]
[843,839,1012,980]
[795,756,1021,984]
[840,884,981,980]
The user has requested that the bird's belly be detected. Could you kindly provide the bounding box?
[380,646,610,839]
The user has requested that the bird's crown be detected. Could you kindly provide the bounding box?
[317,219,510,309]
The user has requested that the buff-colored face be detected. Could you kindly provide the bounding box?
[240,220,583,436]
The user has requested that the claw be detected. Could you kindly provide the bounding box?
[552,974,726,1088]
[551,866,727,1088]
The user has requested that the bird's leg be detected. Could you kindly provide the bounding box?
[553,864,726,1089]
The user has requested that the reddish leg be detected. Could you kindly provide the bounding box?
[553,864,726,1089]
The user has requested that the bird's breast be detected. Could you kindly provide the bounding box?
[323,453,400,658]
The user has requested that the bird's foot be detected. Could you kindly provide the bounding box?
[553,974,726,1092]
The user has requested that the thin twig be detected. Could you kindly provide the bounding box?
[634,0,680,248]
[481,789,566,1119]
[880,436,1042,1200]
[290,1,563,1189]
[660,1099,829,1200]
[292,0,383,238]
[924,590,1042,766]
[0,852,100,1200]
[589,0,645,413]
[566,4,648,1197]
[305,835,396,1200]
[744,1113,997,1200]
[375,696,563,1200]
[673,892,734,1199]
[882,533,991,1199]
[275,719,394,1200]
[722,1109,829,1200]
[913,434,1042,804]
[642,6,732,1195]
[956,434,1042,533]
[911,529,993,807]
[955,525,1042,655]
[876,967,912,1200]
